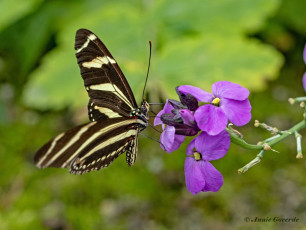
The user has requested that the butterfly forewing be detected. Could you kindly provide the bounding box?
[75,29,137,121]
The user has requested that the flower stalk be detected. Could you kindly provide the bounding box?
[238,150,265,174]
[228,119,306,173]
[288,97,306,104]
[254,120,279,135]
[262,134,281,143]
[228,119,306,150]
[295,131,303,159]
[226,127,263,150]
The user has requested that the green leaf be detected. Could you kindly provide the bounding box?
[155,34,283,96]
[155,0,280,35]
[23,48,86,109]
[153,0,283,98]
[0,0,42,31]
[277,0,306,35]
[0,1,83,98]
[23,0,283,109]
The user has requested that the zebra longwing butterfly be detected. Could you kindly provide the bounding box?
[34,29,149,174]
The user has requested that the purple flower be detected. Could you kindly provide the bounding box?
[184,130,230,194]
[154,99,199,153]
[303,73,306,92]
[155,100,184,153]
[154,99,174,127]
[303,43,306,64]
[303,44,306,92]
[160,126,185,153]
[154,89,201,153]
[179,81,252,135]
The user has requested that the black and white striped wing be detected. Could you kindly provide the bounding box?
[126,134,138,167]
[70,132,139,174]
[75,29,137,121]
[34,118,145,174]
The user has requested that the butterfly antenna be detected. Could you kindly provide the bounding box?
[142,41,152,100]
[148,123,162,133]
[149,103,165,105]
[149,108,157,115]
[139,132,166,150]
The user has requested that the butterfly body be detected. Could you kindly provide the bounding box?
[34,29,149,174]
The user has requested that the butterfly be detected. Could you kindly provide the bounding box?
[34,29,150,174]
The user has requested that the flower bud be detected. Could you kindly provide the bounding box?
[263,144,271,151]
[175,87,198,111]
[168,99,185,110]
[296,152,303,159]
[272,127,279,135]
[288,98,295,105]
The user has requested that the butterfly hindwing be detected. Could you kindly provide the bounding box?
[75,29,137,121]
[34,118,146,170]
[126,135,138,167]
[69,134,134,174]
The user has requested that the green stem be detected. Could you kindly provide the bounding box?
[226,128,263,150]
[232,119,306,174]
[294,97,306,102]
[295,131,303,159]
[267,119,306,146]
[227,119,306,149]
[238,150,265,174]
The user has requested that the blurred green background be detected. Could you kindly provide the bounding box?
[0,0,305,229]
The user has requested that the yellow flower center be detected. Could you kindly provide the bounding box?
[194,152,202,161]
[212,97,220,106]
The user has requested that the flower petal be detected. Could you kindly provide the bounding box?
[304,43,306,64]
[195,130,230,161]
[178,85,213,102]
[303,73,306,92]
[173,134,186,151]
[179,109,195,127]
[194,105,228,135]
[184,157,206,195]
[200,161,223,192]
[154,110,164,126]
[186,138,196,156]
[221,98,252,126]
[154,100,174,126]
[160,125,174,152]
[212,81,249,101]
[160,126,185,153]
